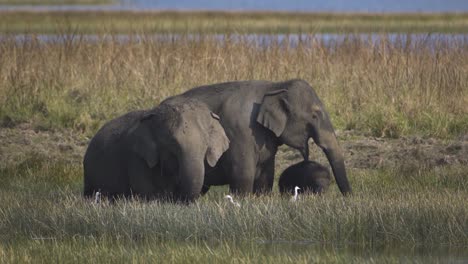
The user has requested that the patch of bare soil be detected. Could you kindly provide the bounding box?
[0,124,88,168]
[341,135,468,169]
[1,125,467,172]
[278,131,468,172]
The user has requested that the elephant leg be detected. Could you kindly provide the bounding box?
[314,186,324,194]
[228,149,256,194]
[200,185,210,195]
[253,157,275,195]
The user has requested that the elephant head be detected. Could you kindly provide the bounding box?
[256,79,351,195]
[129,98,230,201]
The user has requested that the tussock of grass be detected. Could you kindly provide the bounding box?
[1,11,468,34]
[0,34,466,138]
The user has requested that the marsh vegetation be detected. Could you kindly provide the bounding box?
[0,152,467,262]
[0,14,467,262]
[0,33,466,138]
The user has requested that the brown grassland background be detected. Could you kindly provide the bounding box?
[0,33,466,138]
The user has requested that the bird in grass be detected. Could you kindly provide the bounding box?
[291,186,300,202]
[224,195,241,207]
[95,190,101,204]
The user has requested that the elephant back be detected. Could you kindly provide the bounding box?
[88,110,147,151]
[278,160,331,194]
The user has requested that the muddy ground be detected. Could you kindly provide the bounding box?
[1,124,467,173]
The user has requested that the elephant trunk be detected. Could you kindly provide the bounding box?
[177,150,205,202]
[323,147,352,195]
[313,127,352,195]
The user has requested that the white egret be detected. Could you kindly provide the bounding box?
[291,186,300,202]
[95,191,101,204]
[224,195,241,207]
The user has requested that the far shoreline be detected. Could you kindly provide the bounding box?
[1,8,468,14]
[1,10,468,34]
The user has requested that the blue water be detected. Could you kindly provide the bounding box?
[5,34,467,49]
[126,0,468,12]
[1,0,468,12]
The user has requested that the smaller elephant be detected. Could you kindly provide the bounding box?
[83,97,229,202]
[278,160,331,195]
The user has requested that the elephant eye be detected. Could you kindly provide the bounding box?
[311,105,321,115]
[311,107,322,120]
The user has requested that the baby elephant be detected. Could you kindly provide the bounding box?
[278,160,332,195]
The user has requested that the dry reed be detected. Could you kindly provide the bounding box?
[0,33,466,137]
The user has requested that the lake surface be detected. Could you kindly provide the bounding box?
[125,0,468,12]
[5,33,467,50]
[1,0,468,12]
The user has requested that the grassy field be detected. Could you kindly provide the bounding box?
[0,153,467,262]
[0,30,467,262]
[1,11,468,34]
[0,0,114,5]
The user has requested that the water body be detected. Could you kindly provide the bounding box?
[126,0,468,12]
[1,0,468,12]
[5,33,467,50]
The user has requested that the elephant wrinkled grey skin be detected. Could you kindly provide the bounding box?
[83,97,229,202]
[278,160,332,195]
[174,79,352,195]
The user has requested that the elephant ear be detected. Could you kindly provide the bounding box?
[206,112,230,167]
[129,114,159,168]
[256,89,289,137]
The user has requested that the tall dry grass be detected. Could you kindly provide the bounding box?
[0,33,466,137]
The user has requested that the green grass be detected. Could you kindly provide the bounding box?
[1,12,467,263]
[0,33,466,138]
[1,11,468,34]
[0,0,114,5]
[0,154,467,262]
[2,239,467,263]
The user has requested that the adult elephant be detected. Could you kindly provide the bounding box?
[174,79,351,195]
[83,97,229,202]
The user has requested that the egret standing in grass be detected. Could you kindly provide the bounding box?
[95,191,101,204]
[224,195,241,207]
[291,186,300,202]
